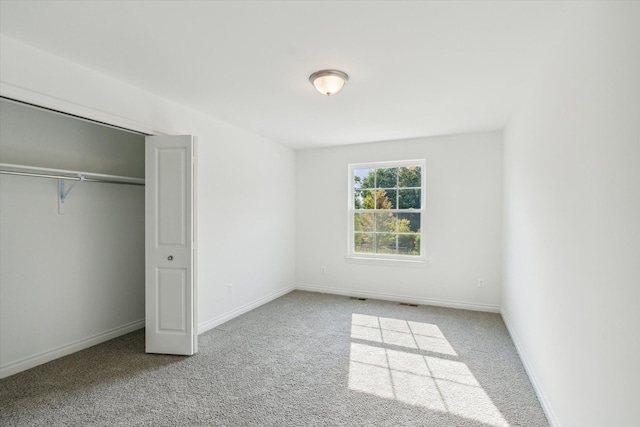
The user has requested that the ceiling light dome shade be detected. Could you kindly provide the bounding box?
[309,70,349,96]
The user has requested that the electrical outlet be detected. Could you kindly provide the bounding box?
[321,266,327,274]
[478,279,485,288]
[228,283,233,294]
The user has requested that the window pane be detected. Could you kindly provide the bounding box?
[398,189,421,209]
[355,190,374,209]
[374,189,396,209]
[375,212,396,232]
[354,233,374,254]
[376,168,398,189]
[398,233,420,256]
[354,168,375,189]
[399,166,421,188]
[398,213,420,233]
[375,233,397,254]
[354,213,374,232]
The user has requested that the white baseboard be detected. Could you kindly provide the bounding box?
[295,283,501,313]
[198,284,296,334]
[0,318,145,379]
[500,308,559,427]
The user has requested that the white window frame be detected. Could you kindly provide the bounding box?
[347,159,426,263]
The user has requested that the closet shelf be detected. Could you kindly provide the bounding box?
[0,163,145,186]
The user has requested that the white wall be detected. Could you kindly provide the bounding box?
[296,131,503,311]
[0,100,145,377]
[502,3,640,426]
[0,36,296,374]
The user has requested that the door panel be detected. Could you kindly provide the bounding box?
[145,135,196,355]
[157,148,186,246]
[158,268,186,332]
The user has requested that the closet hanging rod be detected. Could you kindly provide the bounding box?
[0,163,145,186]
[0,170,145,186]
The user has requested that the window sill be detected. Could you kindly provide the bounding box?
[345,255,428,267]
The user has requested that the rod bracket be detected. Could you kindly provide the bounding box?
[58,175,84,214]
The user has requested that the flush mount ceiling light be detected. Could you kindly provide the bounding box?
[309,69,349,96]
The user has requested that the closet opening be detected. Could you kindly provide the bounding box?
[0,97,197,379]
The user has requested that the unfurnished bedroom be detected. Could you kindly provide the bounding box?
[0,1,638,426]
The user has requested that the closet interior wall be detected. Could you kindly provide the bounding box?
[0,99,145,378]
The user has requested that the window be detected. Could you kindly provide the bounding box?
[348,160,425,261]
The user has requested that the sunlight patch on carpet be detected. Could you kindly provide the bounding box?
[348,314,508,427]
[351,313,457,356]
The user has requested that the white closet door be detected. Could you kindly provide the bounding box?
[145,135,197,355]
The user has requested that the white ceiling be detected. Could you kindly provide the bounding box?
[0,1,576,149]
